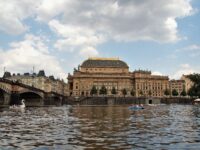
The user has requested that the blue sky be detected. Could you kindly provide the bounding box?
[0,0,199,80]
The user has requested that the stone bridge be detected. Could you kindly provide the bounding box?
[0,78,64,107]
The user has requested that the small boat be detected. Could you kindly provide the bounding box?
[148,104,156,106]
[128,105,144,110]
[9,99,25,109]
[193,98,200,105]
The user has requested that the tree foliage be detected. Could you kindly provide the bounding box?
[148,90,152,96]
[180,89,187,96]
[111,87,117,95]
[164,89,170,96]
[139,90,143,96]
[90,86,97,96]
[99,85,107,95]
[188,86,200,97]
[187,73,200,97]
[130,89,135,96]
[122,88,127,97]
[172,89,179,96]
[187,73,200,84]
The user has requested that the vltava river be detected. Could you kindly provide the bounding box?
[0,104,200,149]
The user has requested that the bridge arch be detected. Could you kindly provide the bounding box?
[0,85,11,94]
[19,92,43,106]
[18,89,43,98]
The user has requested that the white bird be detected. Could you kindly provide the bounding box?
[9,99,26,109]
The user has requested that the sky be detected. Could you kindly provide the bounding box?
[0,0,200,81]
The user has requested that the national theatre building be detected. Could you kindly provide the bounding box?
[68,57,169,97]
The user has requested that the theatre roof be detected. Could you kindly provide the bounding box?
[81,57,129,68]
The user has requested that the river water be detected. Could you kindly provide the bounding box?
[0,104,200,150]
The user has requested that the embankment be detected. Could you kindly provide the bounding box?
[65,96,194,105]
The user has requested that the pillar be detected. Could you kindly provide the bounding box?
[3,93,11,105]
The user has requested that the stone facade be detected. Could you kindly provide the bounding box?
[169,79,185,95]
[133,70,169,97]
[68,58,169,97]
[181,75,194,93]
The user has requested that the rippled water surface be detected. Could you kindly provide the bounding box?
[1,104,200,150]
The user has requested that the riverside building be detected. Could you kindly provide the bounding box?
[133,70,169,97]
[181,75,194,93]
[68,57,169,97]
[169,79,185,95]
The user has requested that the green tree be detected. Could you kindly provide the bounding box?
[122,88,127,97]
[180,89,187,96]
[187,73,200,84]
[111,87,117,95]
[148,90,152,96]
[172,89,179,96]
[130,89,135,96]
[99,85,107,95]
[139,90,143,96]
[187,73,200,97]
[188,86,197,97]
[90,86,97,96]
[164,89,170,96]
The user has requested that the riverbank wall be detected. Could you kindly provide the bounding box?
[0,96,194,107]
[65,96,194,105]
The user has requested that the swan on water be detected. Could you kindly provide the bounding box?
[9,99,25,109]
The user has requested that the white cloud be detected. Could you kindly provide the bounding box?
[44,0,193,57]
[179,44,200,51]
[176,44,200,57]
[56,0,192,42]
[171,64,197,79]
[0,0,195,78]
[36,0,72,22]
[49,19,105,56]
[0,34,66,79]
[180,64,190,68]
[43,0,193,58]
[79,46,99,58]
[152,71,163,76]
[10,34,49,54]
[0,0,41,35]
[0,0,194,41]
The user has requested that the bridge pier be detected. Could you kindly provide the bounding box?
[0,90,11,106]
[10,93,20,105]
[44,93,63,106]
[3,93,11,105]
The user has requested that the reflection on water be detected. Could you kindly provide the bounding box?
[0,105,200,149]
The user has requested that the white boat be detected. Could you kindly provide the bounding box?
[9,99,25,109]
[193,98,200,105]
[128,105,144,110]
